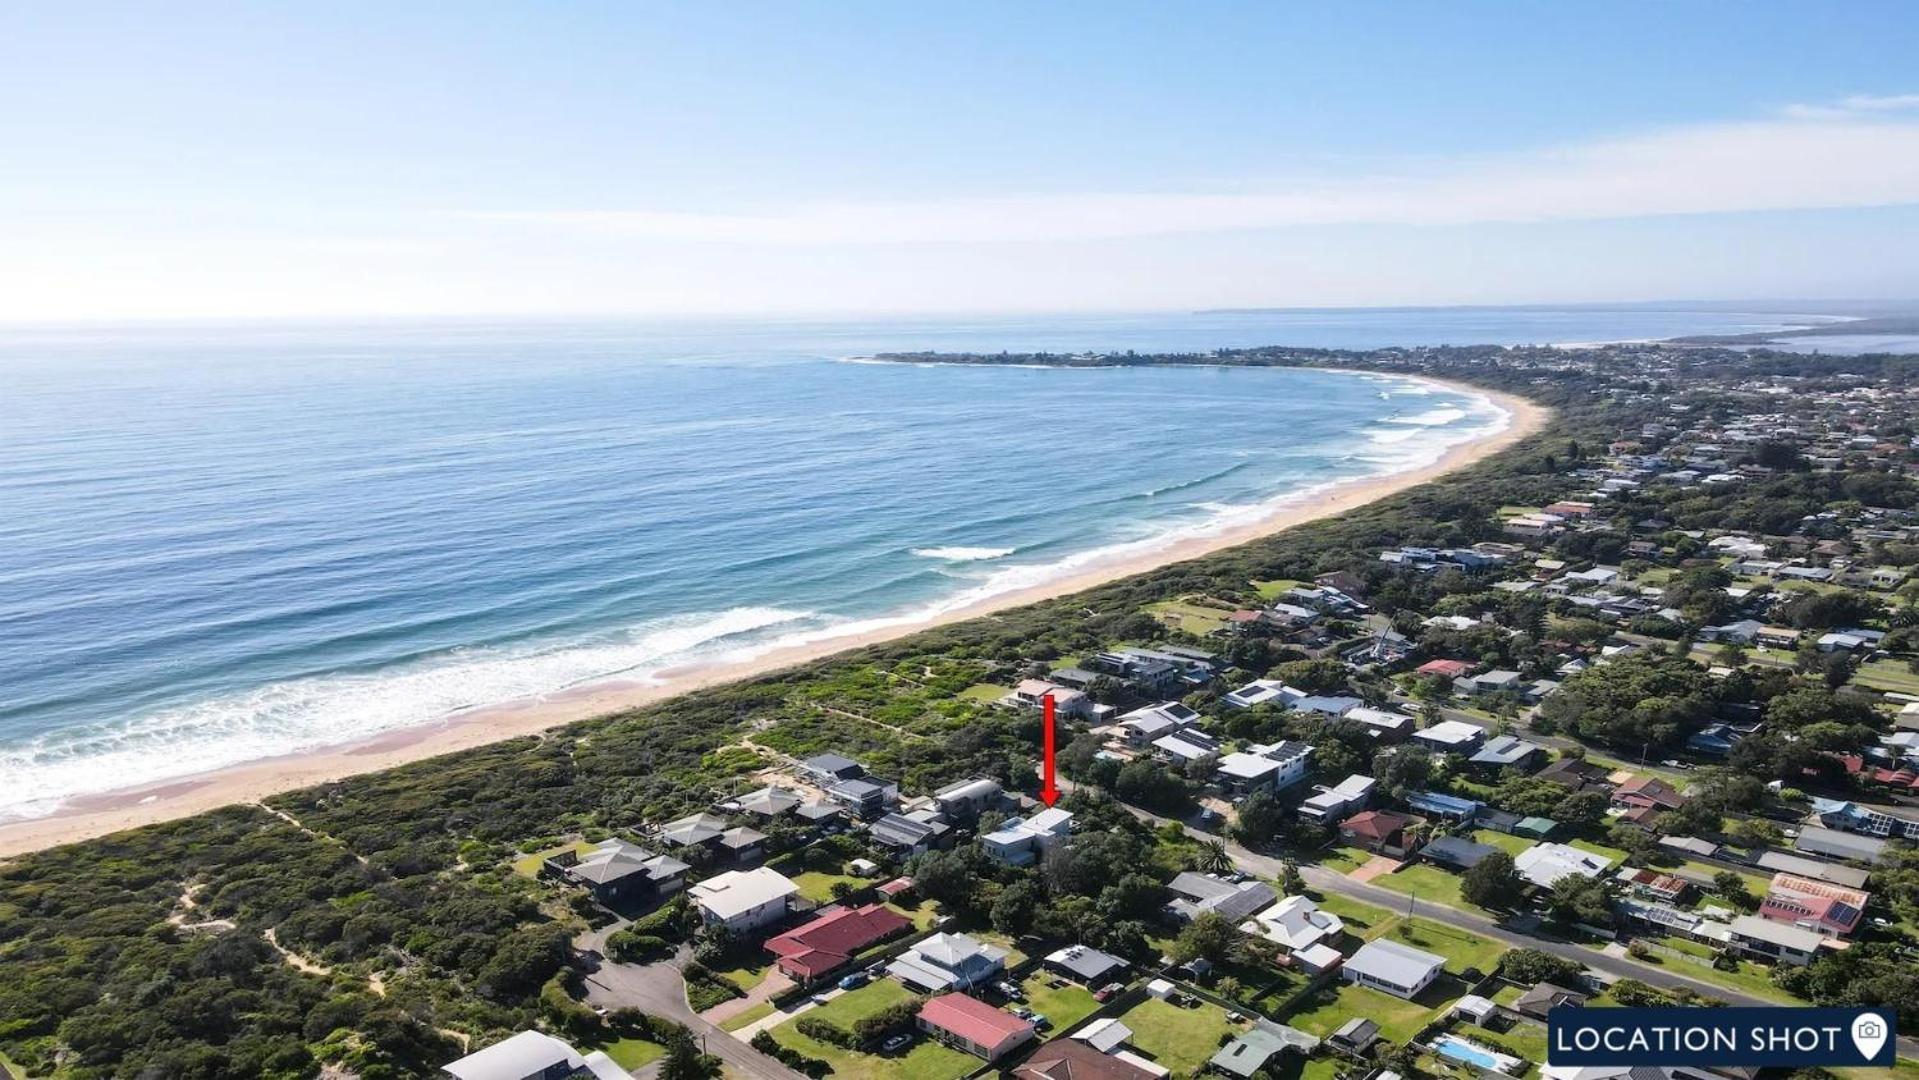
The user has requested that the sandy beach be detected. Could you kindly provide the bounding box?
[0,377,1548,858]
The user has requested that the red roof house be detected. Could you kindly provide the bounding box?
[1015,1037,1160,1080]
[1339,809,1417,854]
[765,904,911,982]
[917,993,1036,1061]
[1416,659,1475,679]
[1611,775,1686,811]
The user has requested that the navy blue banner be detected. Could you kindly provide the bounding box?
[1547,1006,1897,1067]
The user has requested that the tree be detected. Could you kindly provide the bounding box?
[1372,744,1433,799]
[1170,912,1236,966]
[1712,870,1756,911]
[991,880,1040,936]
[1497,948,1585,987]
[1279,859,1305,897]
[1544,874,1615,927]
[1232,791,1284,847]
[1194,839,1234,875]
[1461,850,1522,909]
[1551,790,1610,831]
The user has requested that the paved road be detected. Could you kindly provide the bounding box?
[575,926,810,1080]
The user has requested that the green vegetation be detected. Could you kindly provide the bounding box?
[1381,917,1505,976]
[1019,971,1102,1031]
[720,1002,776,1032]
[1116,996,1248,1076]
[1284,980,1438,1044]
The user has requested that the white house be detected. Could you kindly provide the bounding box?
[1514,843,1611,891]
[888,932,1009,991]
[689,867,799,933]
[442,1030,631,1080]
[1246,895,1344,954]
[1299,774,1375,823]
[1411,719,1484,753]
[1221,679,1304,710]
[1343,939,1444,999]
[1215,740,1313,796]
[980,808,1073,866]
[1117,702,1202,747]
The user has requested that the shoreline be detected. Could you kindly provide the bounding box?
[0,375,1549,858]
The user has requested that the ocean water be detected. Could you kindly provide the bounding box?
[0,307,1823,819]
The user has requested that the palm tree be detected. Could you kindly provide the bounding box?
[1195,839,1233,875]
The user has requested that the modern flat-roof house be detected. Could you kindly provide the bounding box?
[1116,702,1202,746]
[1456,670,1524,697]
[765,903,913,983]
[1246,894,1344,954]
[1345,707,1414,742]
[868,811,947,856]
[889,932,1009,992]
[1152,728,1221,766]
[1515,843,1611,890]
[826,775,900,819]
[1411,720,1484,754]
[799,753,865,784]
[933,777,1005,819]
[544,839,689,905]
[442,1030,631,1080]
[1419,835,1499,871]
[1808,798,1919,840]
[1164,872,1278,923]
[688,867,799,933]
[1343,938,1444,999]
[1299,774,1375,823]
[917,992,1036,1062]
[1794,824,1888,864]
[1221,679,1304,710]
[1469,735,1546,772]
[1727,914,1827,966]
[1339,809,1418,855]
[1215,740,1314,796]
[981,808,1073,866]
[1043,944,1129,986]
[1012,679,1092,717]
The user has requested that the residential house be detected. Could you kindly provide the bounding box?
[1221,679,1303,710]
[799,753,865,785]
[1612,776,1687,813]
[1455,670,1525,697]
[1247,894,1344,954]
[1339,809,1418,856]
[1759,875,1868,938]
[1753,851,1870,889]
[1152,727,1222,766]
[544,840,689,905]
[1415,659,1477,681]
[869,811,947,856]
[889,933,1009,992]
[1043,944,1129,986]
[932,777,1005,819]
[1727,914,1827,966]
[442,1030,631,1080]
[688,867,799,933]
[1469,735,1546,772]
[1419,835,1499,871]
[1345,707,1415,742]
[826,775,900,819]
[1512,982,1588,1021]
[655,813,730,852]
[1013,679,1092,717]
[1342,939,1445,999]
[1299,774,1375,823]
[1515,843,1611,890]
[1208,1022,1320,1079]
[1406,790,1481,822]
[728,785,804,819]
[1615,867,1691,903]
[1117,702,1202,748]
[917,993,1036,1062]
[1538,757,1614,794]
[1164,872,1278,923]
[1326,1018,1381,1057]
[1214,740,1314,796]
[1015,1038,1160,1080]
[981,808,1073,867]
[1412,720,1485,755]
[1795,825,1889,864]
[765,904,913,983]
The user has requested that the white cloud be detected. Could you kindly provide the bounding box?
[472,109,1919,246]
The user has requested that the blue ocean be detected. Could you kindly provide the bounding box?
[0,307,1824,819]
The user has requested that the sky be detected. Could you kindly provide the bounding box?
[3,2,1919,321]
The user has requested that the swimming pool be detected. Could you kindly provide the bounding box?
[1433,1034,1521,1074]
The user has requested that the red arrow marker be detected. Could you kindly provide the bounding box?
[1040,693,1060,806]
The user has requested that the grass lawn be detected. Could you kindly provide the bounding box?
[1020,971,1102,1031]
[1856,660,1919,696]
[1566,837,1628,867]
[1462,1020,1550,1074]
[769,1023,975,1080]
[1372,863,1470,911]
[1311,891,1396,937]
[1643,936,1799,1003]
[510,839,596,877]
[598,1037,666,1070]
[1117,997,1246,1076]
[720,1002,776,1032]
[1471,829,1538,857]
[788,869,866,904]
[1381,917,1505,976]
[886,899,942,931]
[714,959,771,992]
[1145,598,1234,637]
[800,979,915,1027]
[1283,980,1440,1044]
[1252,578,1304,599]
[1581,752,1694,788]
[1315,846,1373,874]
[1674,860,1768,896]
[973,929,1029,968]
[1490,983,1527,1008]
[958,682,1011,702]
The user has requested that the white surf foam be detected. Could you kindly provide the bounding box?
[911,546,1016,561]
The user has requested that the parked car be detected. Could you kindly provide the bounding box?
[838,971,870,991]
[994,979,1024,1000]
[1031,1013,1050,1030]
[1093,982,1124,1002]
[879,1033,913,1054]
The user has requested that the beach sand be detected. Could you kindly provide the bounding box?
[0,379,1548,857]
